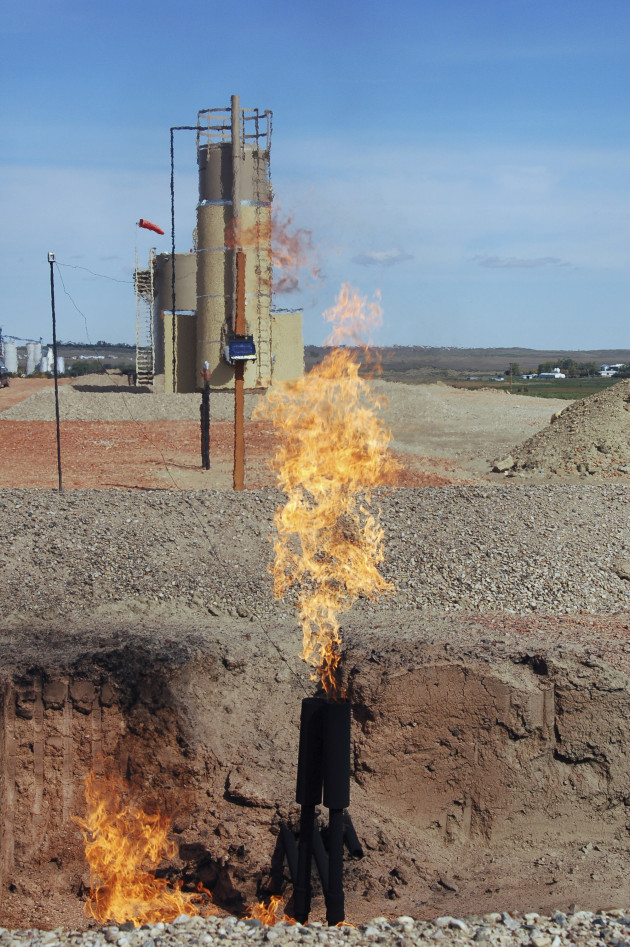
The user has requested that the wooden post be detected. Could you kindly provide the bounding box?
[233,250,246,491]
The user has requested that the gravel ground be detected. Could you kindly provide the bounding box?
[0,383,264,422]
[2,909,630,946]
[1,483,628,624]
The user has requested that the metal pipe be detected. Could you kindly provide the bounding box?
[200,366,210,469]
[233,250,246,490]
[343,811,364,858]
[311,823,329,892]
[294,804,315,924]
[294,697,325,924]
[47,254,62,492]
[326,808,345,926]
[280,824,298,885]
[296,697,325,807]
[323,702,351,926]
[322,703,351,810]
[230,94,241,334]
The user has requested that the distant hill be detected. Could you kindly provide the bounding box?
[304,345,630,376]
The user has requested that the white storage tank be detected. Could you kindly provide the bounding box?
[3,342,18,374]
[26,342,42,375]
[56,356,65,375]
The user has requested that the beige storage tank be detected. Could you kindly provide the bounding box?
[196,102,273,390]
[154,252,198,391]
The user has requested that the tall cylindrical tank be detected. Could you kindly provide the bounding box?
[26,342,42,375]
[196,108,273,389]
[56,356,65,375]
[154,252,198,389]
[3,342,18,374]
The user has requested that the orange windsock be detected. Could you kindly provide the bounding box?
[138,219,165,236]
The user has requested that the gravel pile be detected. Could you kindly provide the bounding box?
[0,384,264,422]
[503,379,630,477]
[2,910,630,946]
[1,483,629,620]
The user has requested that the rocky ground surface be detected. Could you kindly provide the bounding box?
[0,484,628,625]
[3,909,630,946]
[1,374,630,939]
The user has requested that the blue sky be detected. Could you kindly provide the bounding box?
[1,0,628,348]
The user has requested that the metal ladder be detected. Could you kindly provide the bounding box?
[134,248,155,386]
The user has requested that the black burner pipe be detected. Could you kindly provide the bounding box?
[294,697,325,924]
[343,811,364,858]
[323,701,351,926]
[311,823,329,891]
[280,824,298,884]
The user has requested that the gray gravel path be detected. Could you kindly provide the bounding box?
[2,909,630,946]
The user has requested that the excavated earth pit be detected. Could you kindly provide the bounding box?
[2,615,629,930]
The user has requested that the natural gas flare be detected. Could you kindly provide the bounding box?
[254,283,398,698]
[225,205,320,294]
[75,771,216,927]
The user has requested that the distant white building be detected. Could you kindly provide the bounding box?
[539,368,566,379]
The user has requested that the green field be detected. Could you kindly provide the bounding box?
[447,376,621,401]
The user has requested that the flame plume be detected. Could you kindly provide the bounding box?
[254,283,398,698]
[225,205,320,294]
[75,771,216,927]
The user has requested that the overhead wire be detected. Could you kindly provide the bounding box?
[55,262,133,285]
[53,262,93,344]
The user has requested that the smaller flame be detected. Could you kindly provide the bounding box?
[75,771,216,927]
[245,895,296,926]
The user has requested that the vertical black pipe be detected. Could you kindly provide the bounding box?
[294,804,315,923]
[48,256,62,492]
[326,809,345,925]
[323,702,351,926]
[279,824,298,884]
[294,697,325,924]
[311,823,329,892]
[200,380,210,469]
[343,811,364,858]
[169,128,177,394]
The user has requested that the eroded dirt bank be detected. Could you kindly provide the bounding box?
[1,614,629,929]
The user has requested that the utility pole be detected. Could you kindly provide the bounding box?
[231,94,245,491]
[233,251,246,491]
[47,252,63,491]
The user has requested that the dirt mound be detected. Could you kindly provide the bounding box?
[500,379,630,477]
[2,617,629,929]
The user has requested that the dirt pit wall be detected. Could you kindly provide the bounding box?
[1,619,629,929]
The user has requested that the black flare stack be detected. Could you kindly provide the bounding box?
[294,696,351,925]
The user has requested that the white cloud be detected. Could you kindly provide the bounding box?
[352,248,413,267]
[474,255,572,269]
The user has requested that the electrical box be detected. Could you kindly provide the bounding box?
[224,336,257,365]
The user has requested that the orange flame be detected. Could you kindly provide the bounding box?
[225,206,320,294]
[75,771,217,927]
[254,283,398,698]
[245,895,296,926]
